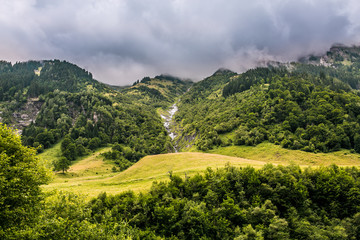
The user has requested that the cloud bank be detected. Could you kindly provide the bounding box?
[0,0,360,85]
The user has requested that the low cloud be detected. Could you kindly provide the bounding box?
[0,0,359,85]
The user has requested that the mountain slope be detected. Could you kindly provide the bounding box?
[42,152,266,197]
[122,74,192,108]
[0,60,106,100]
[0,60,109,130]
[0,60,192,173]
[174,45,360,154]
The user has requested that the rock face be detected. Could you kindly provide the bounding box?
[6,98,43,134]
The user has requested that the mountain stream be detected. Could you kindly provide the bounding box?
[161,102,178,152]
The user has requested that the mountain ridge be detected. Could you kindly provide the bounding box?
[172,44,360,154]
[1,44,360,169]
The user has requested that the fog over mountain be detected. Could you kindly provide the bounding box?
[1,0,360,85]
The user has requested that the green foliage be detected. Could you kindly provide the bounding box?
[0,124,50,238]
[19,191,158,240]
[102,144,134,171]
[1,59,191,169]
[87,164,360,239]
[13,68,192,167]
[176,65,360,153]
[21,88,170,163]
[53,157,71,173]
[223,67,287,97]
[0,60,105,103]
[124,74,192,109]
[182,68,236,104]
[354,134,360,153]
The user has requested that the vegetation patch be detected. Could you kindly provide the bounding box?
[209,142,360,166]
[42,152,266,198]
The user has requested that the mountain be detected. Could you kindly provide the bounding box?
[0,60,106,99]
[0,60,109,132]
[2,44,360,164]
[0,60,192,172]
[300,44,360,66]
[173,45,360,154]
[122,74,192,108]
[3,46,360,239]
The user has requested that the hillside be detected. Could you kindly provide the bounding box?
[42,152,265,198]
[0,60,108,132]
[121,74,192,108]
[173,45,360,155]
[0,60,194,176]
[39,145,360,239]
[41,142,360,199]
[2,46,360,171]
[3,46,360,239]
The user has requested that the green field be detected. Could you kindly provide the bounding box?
[41,151,265,199]
[208,142,360,166]
[38,141,62,168]
[40,143,360,199]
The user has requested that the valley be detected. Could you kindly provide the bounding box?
[40,141,360,199]
[42,150,266,198]
[2,45,360,239]
[3,45,360,194]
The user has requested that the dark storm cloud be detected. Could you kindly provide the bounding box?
[0,0,359,85]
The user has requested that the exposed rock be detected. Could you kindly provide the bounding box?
[10,98,43,133]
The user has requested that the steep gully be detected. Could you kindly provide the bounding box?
[160,87,192,152]
[160,102,179,152]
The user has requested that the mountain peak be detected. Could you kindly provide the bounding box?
[213,68,235,75]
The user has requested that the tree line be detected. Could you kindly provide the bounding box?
[21,89,171,172]
[176,65,360,153]
[2,125,360,239]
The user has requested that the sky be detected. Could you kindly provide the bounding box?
[1,0,360,85]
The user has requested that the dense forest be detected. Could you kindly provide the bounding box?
[21,90,170,171]
[86,164,360,239]
[0,60,191,172]
[0,60,103,101]
[174,45,360,154]
[2,45,360,239]
[124,74,192,109]
[2,123,360,239]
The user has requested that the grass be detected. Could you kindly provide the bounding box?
[42,152,265,199]
[41,142,360,200]
[38,141,62,168]
[64,147,113,176]
[208,142,360,166]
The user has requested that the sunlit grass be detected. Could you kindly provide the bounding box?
[41,142,360,200]
[208,142,360,166]
[42,152,265,199]
[38,141,62,168]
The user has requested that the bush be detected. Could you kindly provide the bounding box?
[0,124,50,238]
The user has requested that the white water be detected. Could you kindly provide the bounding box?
[161,103,178,151]
[161,103,178,140]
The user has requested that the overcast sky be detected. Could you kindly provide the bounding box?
[1,0,360,85]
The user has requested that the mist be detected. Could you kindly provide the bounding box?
[0,0,360,85]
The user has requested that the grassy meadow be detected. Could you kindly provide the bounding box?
[208,142,360,166]
[41,151,265,199]
[39,142,360,199]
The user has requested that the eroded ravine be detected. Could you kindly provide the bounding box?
[161,102,179,152]
[161,87,192,152]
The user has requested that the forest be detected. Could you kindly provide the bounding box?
[175,46,360,153]
[1,45,360,239]
[0,60,191,172]
[2,123,360,239]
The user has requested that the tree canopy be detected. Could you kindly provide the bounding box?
[0,124,50,238]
